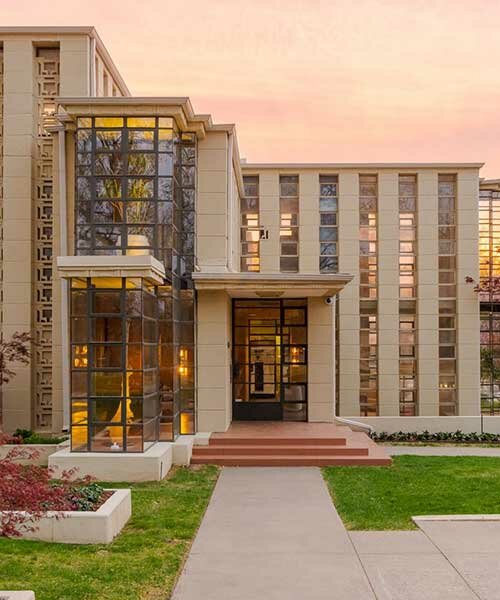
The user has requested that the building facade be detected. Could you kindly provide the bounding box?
[0,28,495,453]
[478,179,500,415]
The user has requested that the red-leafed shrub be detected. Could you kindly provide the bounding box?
[0,440,108,538]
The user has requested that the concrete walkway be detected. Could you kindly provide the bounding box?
[172,467,375,599]
[386,445,500,456]
[172,467,497,599]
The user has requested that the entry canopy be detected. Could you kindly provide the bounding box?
[56,255,166,285]
[192,271,353,298]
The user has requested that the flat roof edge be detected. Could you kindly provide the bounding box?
[241,162,484,170]
[0,26,130,97]
[0,26,96,34]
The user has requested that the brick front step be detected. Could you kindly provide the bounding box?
[194,444,369,456]
[190,454,392,467]
[209,436,347,446]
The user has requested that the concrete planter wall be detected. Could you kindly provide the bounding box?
[0,441,69,467]
[349,416,500,435]
[4,489,131,544]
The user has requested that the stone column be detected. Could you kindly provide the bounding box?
[299,172,319,273]
[417,171,439,416]
[259,171,280,272]
[377,172,400,415]
[2,39,35,431]
[456,169,480,415]
[308,296,334,421]
[196,290,231,432]
[338,171,360,416]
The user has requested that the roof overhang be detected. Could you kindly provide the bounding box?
[0,27,130,97]
[56,255,166,285]
[192,271,353,298]
[241,162,484,171]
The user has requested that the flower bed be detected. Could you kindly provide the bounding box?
[0,443,130,542]
[0,431,69,467]
[5,489,132,544]
[6,429,68,445]
[371,430,500,444]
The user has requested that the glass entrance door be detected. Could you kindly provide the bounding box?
[232,299,307,421]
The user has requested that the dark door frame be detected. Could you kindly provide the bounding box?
[231,298,308,421]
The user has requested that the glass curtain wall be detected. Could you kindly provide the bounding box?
[279,175,299,272]
[70,277,158,452]
[359,175,378,416]
[398,175,418,416]
[479,188,500,414]
[438,174,458,416]
[72,117,196,451]
[319,175,339,273]
[241,175,260,272]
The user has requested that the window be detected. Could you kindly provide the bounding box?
[399,175,418,415]
[75,116,177,263]
[241,176,260,272]
[73,116,197,443]
[70,277,159,452]
[319,175,338,273]
[359,175,378,415]
[438,174,457,415]
[280,175,299,272]
[479,189,500,414]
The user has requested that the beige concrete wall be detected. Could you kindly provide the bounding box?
[60,37,91,96]
[0,33,98,433]
[243,166,481,420]
[377,172,400,415]
[457,170,480,415]
[299,173,319,273]
[337,172,360,415]
[1,39,35,431]
[230,166,240,271]
[417,171,440,416]
[197,131,228,271]
[196,290,231,432]
[258,171,280,272]
[308,297,334,421]
[352,416,500,434]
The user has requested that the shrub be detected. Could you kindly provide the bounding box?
[0,440,106,537]
[371,430,500,444]
[13,428,68,445]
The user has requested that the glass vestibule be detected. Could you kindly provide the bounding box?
[71,115,197,451]
[232,299,308,421]
[70,277,160,452]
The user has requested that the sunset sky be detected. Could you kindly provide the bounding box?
[2,0,500,177]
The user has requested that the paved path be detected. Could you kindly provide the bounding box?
[386,445,500,456]
[172,467,498,599]
[172,467,375,599]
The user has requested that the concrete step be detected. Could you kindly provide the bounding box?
[193,444,370,456]
[190,454,392,467]
[209,436,347,446]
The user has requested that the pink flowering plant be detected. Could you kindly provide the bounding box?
[0,439,109,537]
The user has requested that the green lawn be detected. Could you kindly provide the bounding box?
[0,465,219,600]
[323,456,500,530]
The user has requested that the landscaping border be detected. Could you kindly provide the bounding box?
[2,489,131,544]
[0,441,69,467]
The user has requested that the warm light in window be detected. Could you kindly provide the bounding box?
[179,348,189,377]
[290,347,300,363]
[73,345,88,368]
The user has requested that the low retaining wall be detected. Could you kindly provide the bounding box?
[0,593,35,600]
[49,443,172,482]
[0,441,69,467]
[348,416,500,434]
[4,489,131,544]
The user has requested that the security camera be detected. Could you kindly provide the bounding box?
[324,296,334,305]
